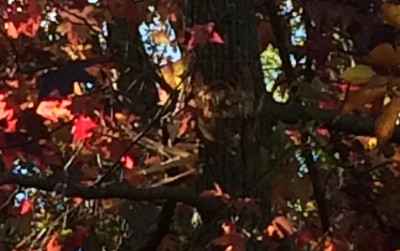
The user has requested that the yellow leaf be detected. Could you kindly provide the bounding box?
[57,5,100,45]
[375,97,400,142]
[160,58,187,89]
[151,30,170,44]
[366,43,400,65]
[73,82,83,96]
[341,86,387,114]
[381,3,400,26]
[157,85,170,106]
[341,65,375,84]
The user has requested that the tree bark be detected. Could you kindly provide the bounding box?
[184,0,271,249]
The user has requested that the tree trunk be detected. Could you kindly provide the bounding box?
[184,0,271,249]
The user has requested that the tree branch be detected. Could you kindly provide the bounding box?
[265,98,400,143]
[0,173,222,217]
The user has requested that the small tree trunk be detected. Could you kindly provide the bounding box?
[184,0,271,249]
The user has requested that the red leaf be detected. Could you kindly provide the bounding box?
[264,215,295,239]
[71,115,97,142]
[71,197,84,205]
[212,221,246,251]
[62,226,88,251]
[212,233,245,251]
[186,22,224,50]
[316,127,330,137]
[46,234,62,251]
[318,100,339,110]
[296,228,314,248]
[121,155,135,170]
[4,1,41,38]
[20,199,32,215]
[0,93,17,132]
[209,30,224,44]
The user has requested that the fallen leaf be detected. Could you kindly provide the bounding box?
[375,97,400,142]
[341,65,375,84]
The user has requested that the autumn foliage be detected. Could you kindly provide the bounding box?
[2,0,400,251]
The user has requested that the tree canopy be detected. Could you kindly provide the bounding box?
[1,0,400,251]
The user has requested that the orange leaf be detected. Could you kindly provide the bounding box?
[366,43,400,65]
[375,97,400,142]
[0,94,17,132]
[152,30,170,44]
[212,222,245,251]
[20,199,32,215]
[212,233,246,251]
[264,215,295,239]
[36,98,72,122]
[46,234,62,251]
[341,85,386,114]
[381,3,400,26]
[201,183,230,201]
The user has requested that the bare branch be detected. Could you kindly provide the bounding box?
[0,173,222,217]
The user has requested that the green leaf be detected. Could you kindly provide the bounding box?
[341,65,375,84]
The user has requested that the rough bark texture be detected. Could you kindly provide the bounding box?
[184,1,271,249]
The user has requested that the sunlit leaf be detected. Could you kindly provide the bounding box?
[121,155,135,170]
[151,30,171,44]
[36,98,72,122]
[0,94,17,132]
[381,3,400,27]
[57,5,101,44]
[341,86,387,114]
[265,215,295,239]
[375,97,400,142]
[19,199,31,215]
